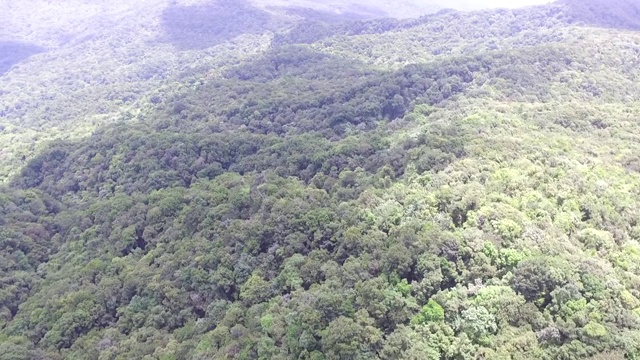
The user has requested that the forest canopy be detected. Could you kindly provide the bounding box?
[2,0,640,359]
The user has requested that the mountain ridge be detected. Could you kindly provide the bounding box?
[2,0,640,359]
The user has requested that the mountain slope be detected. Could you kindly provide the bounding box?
[3,0,640,359]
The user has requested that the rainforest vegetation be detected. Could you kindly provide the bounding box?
[2,0,640,359]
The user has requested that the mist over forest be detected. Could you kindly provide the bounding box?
[2,0,640,359]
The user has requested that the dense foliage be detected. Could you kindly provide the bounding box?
[3,0,640,359]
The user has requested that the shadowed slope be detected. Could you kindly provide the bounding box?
[159,0,277,50]
[0,41,45,76]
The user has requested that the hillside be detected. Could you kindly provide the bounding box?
[3,0,640,359]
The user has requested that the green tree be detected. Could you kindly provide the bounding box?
[412,299,445,325]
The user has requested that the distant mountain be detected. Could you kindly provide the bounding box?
[561,0,640,29]
[252,0,554,18]
[3,0,640,359]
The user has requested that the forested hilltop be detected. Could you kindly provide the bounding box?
[3,0,640,359]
